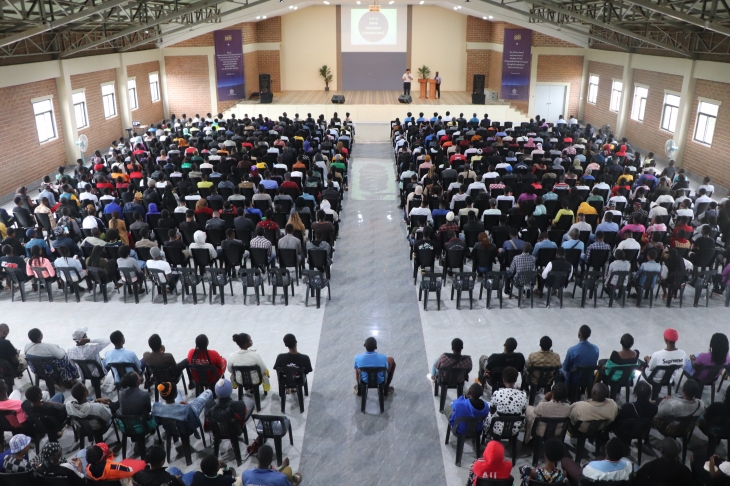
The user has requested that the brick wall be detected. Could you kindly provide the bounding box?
[257,50,281,93]
[168,31,214,48]
[256,17,282,43]
[244,51,259,98]
[466,50,489,92]
[0,79,65,197]
[164,56,212,116]
[467,16,491,43]
[682,79,730,189]
[583,61,623,131]
[537,55,584,118]
[624,69,683,157]
[70,69,123,155]
[126,61,164,126]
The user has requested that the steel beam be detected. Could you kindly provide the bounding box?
[60,0,225,57]
[624,0,730,36]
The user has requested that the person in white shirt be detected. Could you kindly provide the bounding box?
[555,115,566,125]
[698,177,715,196]
[434,72,442,99]
[642,328,685,384]
[468,180,487,194]
[496,192,515,208]
[146,246,179,293]
[402,69,413,96]
[443,111,453,123]
[648,202,668,221]
[228,333,270,392]
[676,199,694,219]
[567,115,578,125]
[408,199,433,223]
[616,233,641,251]
[655,194,674,205]
[482,169,499,181]
[694,189,713,216]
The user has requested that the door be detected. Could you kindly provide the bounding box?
[534,85,566,123]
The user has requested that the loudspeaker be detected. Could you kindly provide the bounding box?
[398,94,412,104]
[260,92,273,104]
[331,95,345,104]
[472,93,486,105]
[473,74,485,94]
[259,74,271,94]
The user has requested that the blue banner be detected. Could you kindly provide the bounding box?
[501,29,532,101]
[214,30,245,101]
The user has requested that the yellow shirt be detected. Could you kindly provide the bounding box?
[577,202,597,216]
[197,181,214,189]
[0,222,6,239]
[553,209,575,225]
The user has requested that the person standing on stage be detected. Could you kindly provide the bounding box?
[402,69,413,96]
[434,72,442,99]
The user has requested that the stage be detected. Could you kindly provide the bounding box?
[223,90,529,123]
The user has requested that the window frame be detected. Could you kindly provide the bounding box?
[660,91,681,133]
[71,89,89,130]
[587,74,599,105]
[609,79,623,112]
[693,97,721,147]
[149,72,160,103]
[630,84,649,122]
[31,95,58,144]
[101,82,117,119]
[127,77,138,111]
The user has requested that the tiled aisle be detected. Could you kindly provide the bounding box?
[298,126,447,484]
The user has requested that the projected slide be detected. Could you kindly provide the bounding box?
[351,9,397,46]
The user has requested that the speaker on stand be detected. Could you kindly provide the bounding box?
[259,74,272,104]
[472,74,486,104]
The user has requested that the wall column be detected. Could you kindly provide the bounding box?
[55,61,78,165]
[673,60,696,166]
[527,53,539,116]
[116,55,132,133]
[578,56,590,121]
[158,50,170,119]
[614,53,633,138]
[208,52,218,114]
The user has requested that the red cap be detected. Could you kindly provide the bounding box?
[664,328,679,342]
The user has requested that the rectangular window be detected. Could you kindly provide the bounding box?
[72,90,88,130]
[32,97,57,144]
[694,100,720,146]
[661,93,681,133]
[610,80,622,112]
[149,72,160,102]
[587,75,599,104]
[630,85,648,121]
[127,78,138,110]
[101,83,117,118]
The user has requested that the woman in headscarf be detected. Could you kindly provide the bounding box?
[405,185,424,218]
[33,442,85,485]
[524,137,536,149]
[145,203,161,223]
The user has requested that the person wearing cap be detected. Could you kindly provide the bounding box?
[24,228,52,259]
[67,328,111,379]
[642,328,686,385]
[132,446,184,486]
[354,337,396,396]
[51,226,82,257]
[152,382,213,439]
[145,246,179,294]
[634,437,692,484]
[86,442,143,481]
[207,378,255,430]
[3,434,32,472]
[436,211,459,242]
[430,338,472,384]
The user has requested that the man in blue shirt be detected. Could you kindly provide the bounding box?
[469,113,480,124]
[354,337,396,395]
[242,444,302,485]
[103,198,122,215]
[24,229,52,259]
[561,325,599,386]
[261,171,279,191]
[103,331,142,381]
[416,112,426,123]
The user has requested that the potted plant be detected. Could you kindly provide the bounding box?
[417,65,431,99]
[319,65,333,91]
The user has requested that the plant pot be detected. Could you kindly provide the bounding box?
[325,86,330,91]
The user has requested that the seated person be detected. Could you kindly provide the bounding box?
[518,438,566,485]
[34,442,85,485]
[478,337,525,389]
[3,434,32,472]
[228,333,270,393]
[445,383,490,434]
[0,380,27,431]
[66,382,117,430]
[86,442,144,482]
[354,337,396,396]
[568,383,618,433]
[21,385,67,439]
[207,378,255,428]
[642,328,685,387]
[654,379,705,435]
[525,336,561,387]
[142,334,188,383]
[25,328,79,388]
[118,372,155,432]
[683,333,729,384]
[430,338,472,383]
[523,383,570,444]
[242,444,302,486]
[191,454,236,486]
[467,441,513,484]
[152,382,213,439]
[600,333,642,384]
[188,334,227,387]
[698,389,730,443]
[273,334,313,394]
[581,437,633,481]
[485,367,527,436]
[633,437,693,485]
[132,446,184,486]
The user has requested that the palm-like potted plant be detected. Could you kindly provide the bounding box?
[417,65,431,98]
[417,65,431,79]
[319,65,333,91]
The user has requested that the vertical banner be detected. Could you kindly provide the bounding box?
[501,29,532,100]
[214,30,244,101]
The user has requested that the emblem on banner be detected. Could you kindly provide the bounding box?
[229,88,235,95]
[514,34,522,40]
[224,35,232,41]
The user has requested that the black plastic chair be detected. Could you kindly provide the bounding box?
[451,271,477,309]
[632,271,660,308]
[675,363,724,402]
[525,366,561,405]
[610,417,652,465]
[72,359,107,399]
[114,414,162,459]
[179,267,206,304]
[571,270,602,308]
[250,248,272,274]
[302,269,330,308]
[87,266,113,303]
[276,365,309,413]
[119,267,146,304]
[434,367,468,412]
[30,266,54,302]
[147,268,178,305]
[702,416,730,457]
[209,414,248,467]
[530,416,569,466]
[26,356,64,396]
[277,248,301,283]
[191,248,217,276]
[605,271,631,308]
[476,478,514,486]
[642,364,682,400]
[569,365,600,402]
[6,268,29,302]
[570,419,611,462]
[251,414,293,467]
[654,415,698,463]
[484,415,524,466]
[307,248,331,280]
[659,270,689,308]
[158,416,205,466]
[515,270,538,309]
[231,365,264,411]
[69,414,116,450]
[147,364,187,402]
[480,271,506,309]
[544,270,568,308]
[357,367,387,414]
[418,271,442,311]
[690,269,716,308]
[57,268,84,302]
[603,364,641,402]
[414,248,436,284]
[269,268,294,306]
[445,416,483,467]
[0,471,36,485]
[238,268,264,305]
[188,363,219,396]
[207,268,232,305]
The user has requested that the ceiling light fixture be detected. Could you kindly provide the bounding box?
[289,5,293,8]
[388,1,394,3]
[453,6,457,9]
[293,5,297,8]
[488,15,493,18]
[256,15,261,18]
[262,15,267,18]
[419,1,424,3]
[482,16,486,19]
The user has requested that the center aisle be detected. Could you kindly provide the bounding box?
[298,125,447,484]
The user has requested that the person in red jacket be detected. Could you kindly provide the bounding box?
[86,442,144,481]
[468,440,513,484]
[187,334,227,385]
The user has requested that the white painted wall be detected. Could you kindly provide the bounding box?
[281,7,338,91]
[410,6,467,91]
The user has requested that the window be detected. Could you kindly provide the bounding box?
[101,83,117,118]
[127,78,138,110]
[149,72,160,102]
[630,85,648,121]
[694,100,720,145]
[610,80,622,112]
[32,97,57,143]
[661,93,681,133]
[72,90,88,130]
[587,75,599,104]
